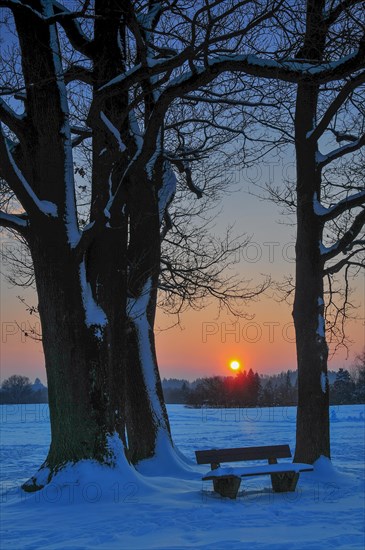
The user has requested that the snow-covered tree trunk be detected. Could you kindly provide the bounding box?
[125,163,175,463]
[5,1,129,489]
[25,232,127,490]
[89,0,173,465]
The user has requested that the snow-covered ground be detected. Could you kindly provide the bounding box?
[1,403,364,549]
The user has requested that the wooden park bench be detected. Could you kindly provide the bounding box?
[195,444,314,499]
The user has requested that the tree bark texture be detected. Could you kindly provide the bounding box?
[293,0,330,463]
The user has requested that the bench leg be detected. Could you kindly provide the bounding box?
[270,472,299,492]
[213,476,241,499]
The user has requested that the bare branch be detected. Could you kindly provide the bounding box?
[324,249,365,276]
[64,65,93,85]
[317,133,365,168]
[0,0,42,16]
[322,208,365,262]
[97,37,365,108]
[51,1,96,59]
[329,129,359,142]
[169,157,203,198]
[70,125,92,147]
[316,190,365,222]
[309,72,365,142]
[324,0,365,27]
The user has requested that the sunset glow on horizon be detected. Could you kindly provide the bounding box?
[1,270,363,383]
[1,187,363,384]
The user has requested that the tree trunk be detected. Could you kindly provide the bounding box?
[126,297,171,464]
[292,0,330,464]
[293,210,330,463]
[293,82,330,464]
[22,225,128,491]
[86,0,171,466]
[125,169,172,464]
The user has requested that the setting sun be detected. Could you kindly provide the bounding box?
[230,360,241,371]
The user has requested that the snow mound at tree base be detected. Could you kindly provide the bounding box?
[137,432,200,479]
[21,433,156,502]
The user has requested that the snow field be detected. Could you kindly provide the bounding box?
[0,404,364,549]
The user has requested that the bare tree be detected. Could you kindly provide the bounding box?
[0,0,363,490]
[258,0,365,462]
[290,0,364,464]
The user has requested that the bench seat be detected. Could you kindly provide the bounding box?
[203,462,313,480]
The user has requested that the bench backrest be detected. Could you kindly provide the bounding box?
[195,444,291,465]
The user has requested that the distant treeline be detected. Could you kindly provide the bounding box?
[162,365,365,407]
[0,376,48,404]
[1,362,364,406]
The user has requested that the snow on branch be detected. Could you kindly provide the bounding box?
[0,98,25,138]
[124,2,151,67]
[321,208,365,262]
[313,190,365,221]
[100,112,126,152]
[316,133,365,168]
[95,43,365,113]
[0,123,58,217]
[128,110,143,152]
[79,259,107,335]
[151,53,365,127]
[0,0,95,58]
[168,40,365,87]
[181,94,278,108]
[158,162,176,225]
[0,210,28,232]
[136,1,162,33]
[127,277,152,321]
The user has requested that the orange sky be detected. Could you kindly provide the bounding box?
[155,292,364,381]
[1,275,363,383]
[1,164,364,383]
